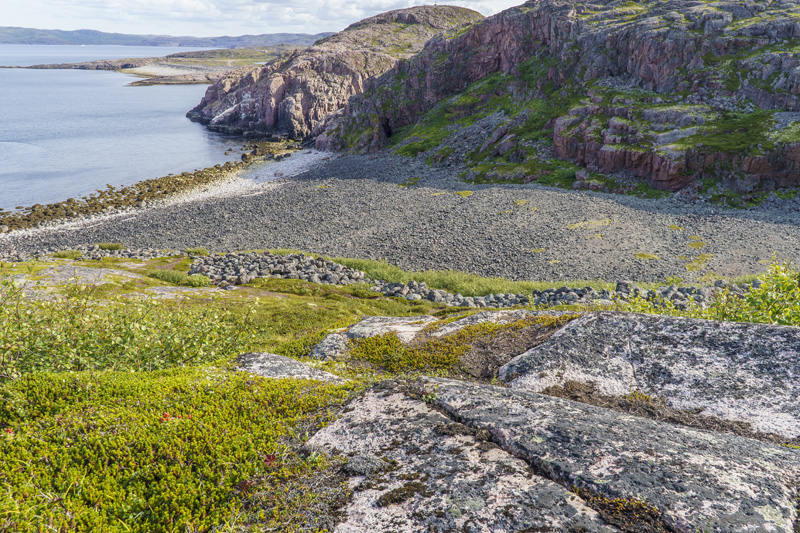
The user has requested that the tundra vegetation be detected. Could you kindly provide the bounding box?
[1,252,799,531]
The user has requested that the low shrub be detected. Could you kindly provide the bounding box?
[0,369,357,532]
[185,247,210,256]
[97,242,125,251]
[148,270,211,288]
[148,270,187,284]
[0,278,252,380]
[615,260,800,327]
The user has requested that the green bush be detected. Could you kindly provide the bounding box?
[97,243,125,251]
[148,270,188,284]
[0,369,356,532]
[185,274,212,288]
[147,270,211,288]
[185,247,210,256]
[615,260,800,327]
[51,250,82,260]
[0,278,252,380]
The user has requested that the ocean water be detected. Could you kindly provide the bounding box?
[0,45,241,211]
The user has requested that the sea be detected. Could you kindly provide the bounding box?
[0,44,243,211]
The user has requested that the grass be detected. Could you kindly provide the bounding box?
[674,110,776,155]
[330,256,618,295]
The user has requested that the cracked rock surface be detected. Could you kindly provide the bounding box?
[425,377,800,533]
[499,312,800,439]
[307,386,619,532]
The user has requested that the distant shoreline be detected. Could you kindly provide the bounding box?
[0,27,332,48]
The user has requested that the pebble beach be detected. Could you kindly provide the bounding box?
[3,150,800,283]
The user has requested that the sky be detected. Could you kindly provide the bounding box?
[3,1,524,37]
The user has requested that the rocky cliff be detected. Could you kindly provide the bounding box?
[187,6,483,138]
[318,0,800,195]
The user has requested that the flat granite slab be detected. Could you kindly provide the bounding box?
[499,312,800,439]
[236,352,344,382]
[344,315,437,342]
[424,377,800,533]
[308,386,618,532]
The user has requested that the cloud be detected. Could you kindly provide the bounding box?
[5,0,524,36]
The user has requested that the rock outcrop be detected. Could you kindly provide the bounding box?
[233,309,800,531]
[187,6,483,138]
[499,311,800,439]
[318,0,800,193]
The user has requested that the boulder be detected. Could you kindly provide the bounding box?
[345,315,437,343]
[309,333,349,360]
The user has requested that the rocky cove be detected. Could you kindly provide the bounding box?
[3,2,800,531]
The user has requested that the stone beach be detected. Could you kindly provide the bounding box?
[2,151,800,285]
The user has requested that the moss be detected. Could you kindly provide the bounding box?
[568,219,613,231]
[376,481,430,507]
[454,190,474,197]
[348,315,579,375]
[572,487,669,532]
[635,253,660,261]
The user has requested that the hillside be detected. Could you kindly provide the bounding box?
[187,6,484,138]
[0,26,332,47]
[317,0,800,199]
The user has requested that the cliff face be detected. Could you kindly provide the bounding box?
[318,0,800,195]
[187,6,483,139]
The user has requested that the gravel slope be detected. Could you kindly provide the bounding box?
[3,152,800,283]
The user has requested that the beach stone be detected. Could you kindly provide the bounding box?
[345,315,437,343]
[309,333,349,360]
[499,312,800,439]
[307,386,617,532]
[236,352,344,382]
[424,377,800,532]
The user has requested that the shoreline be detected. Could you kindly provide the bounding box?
[0,141,305,232]
[0,149,332,244]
